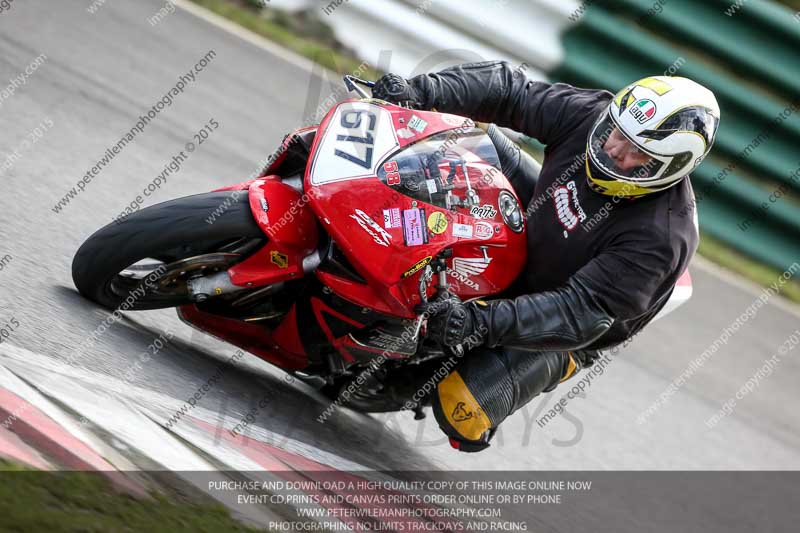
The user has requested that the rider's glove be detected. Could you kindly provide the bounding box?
[417,291,486,349]
[372,73,425,109]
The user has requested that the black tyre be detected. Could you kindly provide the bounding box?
[72,191,265,310]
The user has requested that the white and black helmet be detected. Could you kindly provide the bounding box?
[586,76,720,197]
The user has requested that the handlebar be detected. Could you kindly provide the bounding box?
[415,250,465,356]
[344,75,375,98]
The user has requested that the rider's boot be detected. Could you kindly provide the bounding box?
[431,348,600,452]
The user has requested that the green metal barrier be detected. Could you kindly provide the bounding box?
[550,0,800,272]
[604,0,800,100]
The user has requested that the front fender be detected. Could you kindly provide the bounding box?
[227,178,319,288]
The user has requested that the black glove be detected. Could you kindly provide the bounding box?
[417,291,486,349]
[371,73,425,109]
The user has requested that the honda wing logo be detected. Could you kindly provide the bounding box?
[448,257,492,290]
[452,257,492,276]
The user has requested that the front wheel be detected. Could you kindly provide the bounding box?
[72,191,265,310]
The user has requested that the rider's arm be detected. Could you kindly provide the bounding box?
[406,60,612,147]
[472,232,684,351]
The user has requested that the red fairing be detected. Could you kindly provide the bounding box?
[178,305,308,370]
[270,305,307,361]
[227,178,319,288]
[304,99,527,319]
[180,97,532,372]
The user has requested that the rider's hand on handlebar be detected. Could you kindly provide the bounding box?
[416,291,485,350]
[372,73,425,109]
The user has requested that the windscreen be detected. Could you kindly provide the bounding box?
[376,128,501,208]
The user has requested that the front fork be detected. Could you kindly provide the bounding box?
[417,248,464,357]
[187,178,321,302]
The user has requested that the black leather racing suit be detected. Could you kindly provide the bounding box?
[385,61,699,448]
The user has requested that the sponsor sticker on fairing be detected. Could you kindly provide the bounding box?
[402,208,428,246]
[441,114,472,127]
[469,204,497,219]
[427,211,448,234]
[383,208,401,229]
[401,256,432,279]
[408,115,428,133]
[270,250,288,268]
[474,221,493,240]
[452,223,473,238]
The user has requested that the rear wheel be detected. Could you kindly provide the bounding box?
[72,191,265,310]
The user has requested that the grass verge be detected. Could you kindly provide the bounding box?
[0,460,265,533]
[188,0,381,79]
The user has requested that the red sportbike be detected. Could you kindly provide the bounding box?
[73,77,690,413]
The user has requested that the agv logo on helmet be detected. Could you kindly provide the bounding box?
[629,99,657,124]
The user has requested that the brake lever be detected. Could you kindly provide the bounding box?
[344,75,375,98]
[415,252,465,359]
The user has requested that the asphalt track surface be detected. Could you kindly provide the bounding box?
[1,0,799,484]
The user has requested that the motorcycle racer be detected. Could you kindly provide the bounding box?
[372,61,720,452]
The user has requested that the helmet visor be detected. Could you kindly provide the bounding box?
[588,113,664,181]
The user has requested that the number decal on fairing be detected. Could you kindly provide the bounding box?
[334,109,376,169]
[383,160,401,185]
[309,102,400,185]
